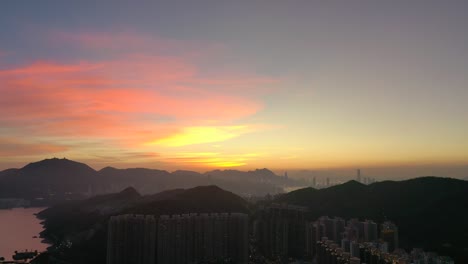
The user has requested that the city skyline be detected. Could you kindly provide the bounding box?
[1,1,468,178]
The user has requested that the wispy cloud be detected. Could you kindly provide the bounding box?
[0,50,10,58]
[0,138,68,157]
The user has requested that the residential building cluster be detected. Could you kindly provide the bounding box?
[107,213,248,264]
[308,216,452,264]
[253,204,453,264]
[315,238,454,264]
[310,216,453,264]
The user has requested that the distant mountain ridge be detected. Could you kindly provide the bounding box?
[0,158,297,201]
[277,177,468,263]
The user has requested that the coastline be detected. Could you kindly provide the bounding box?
[35,209,54,249]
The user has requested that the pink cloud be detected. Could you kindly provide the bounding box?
[0,61,100,75]
[0,61,261,121]
[0,32,276,148]
[50,31,278,93]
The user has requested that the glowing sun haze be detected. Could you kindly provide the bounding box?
[0,1,467,178]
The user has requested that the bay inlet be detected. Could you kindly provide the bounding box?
[0,207,48,260]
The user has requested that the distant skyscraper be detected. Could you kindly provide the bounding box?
[305,222,319,257]
[350,241,360,258]
[305,216,346,260]
[284,171,288,179]
[341,238,350,252]
[312,177,316,188]
[107,214,157,264]
[363,220,378,242]
[317,216,345,243]
[326,177,330,187]
[357,169,361,183]
[381,221,399,253]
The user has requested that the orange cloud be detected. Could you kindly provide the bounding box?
[163,152,261,168]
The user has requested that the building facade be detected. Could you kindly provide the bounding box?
[107,213,248,264]
[107,214,157,264]
[254,203,308,259]
[157,213,248,264]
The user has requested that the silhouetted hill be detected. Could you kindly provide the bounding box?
[0,168,18,179]
[278,177,468,263]
[137,188,185,203]
[22,158,96,176]
[96,167,174,194]
[98,167,170,178]
[37,187,142,246]
[124,185,248,216]
[38,185,249,264]
[0,158,98,200]
[172,170,203,177]
[250,168,278,177]
[204,168,293,194]
[205,168,281,181]
[176,185,248,211]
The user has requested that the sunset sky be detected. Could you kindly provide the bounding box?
[1,1,467,178]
